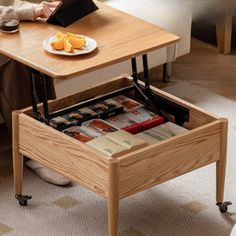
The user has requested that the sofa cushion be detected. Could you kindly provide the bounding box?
[104,0,192,57]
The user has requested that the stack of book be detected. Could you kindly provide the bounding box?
[86,130,148,157]
[88,98,124,119]
[52,95,189,156]
[105,107,164,134]
[50,98,124,130]
[63,119,119,141]
[112,95,144,112]
[135,122,188,144]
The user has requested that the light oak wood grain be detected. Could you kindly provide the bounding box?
[16,75,227,203]
[117,121,222,199]
[14,76,228,236]
[216,118,228,203]
[0,2,179,80]
[108,160,119,236]
[18,114,110,197]
[12,111,24,195]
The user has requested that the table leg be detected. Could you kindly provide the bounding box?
[108,161,119,236]
[12,111,32,206]
[216,118,228,204]
[12,111,23,195]
[216,12,232,54]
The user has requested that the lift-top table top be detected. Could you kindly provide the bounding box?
[0,1,179,80]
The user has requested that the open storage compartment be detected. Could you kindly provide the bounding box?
[13,74,228,236]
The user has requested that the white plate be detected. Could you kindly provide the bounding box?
[43,35,97,56]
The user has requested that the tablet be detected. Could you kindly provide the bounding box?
[46,0,98,27]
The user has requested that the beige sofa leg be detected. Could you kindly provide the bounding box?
[163,62,172,82]
[216,7,232,54]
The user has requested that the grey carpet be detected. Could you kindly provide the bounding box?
[0,80,236,236]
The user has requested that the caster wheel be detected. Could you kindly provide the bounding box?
[217,201,232,213]
[15,194,32,206]
[19,199,28,206]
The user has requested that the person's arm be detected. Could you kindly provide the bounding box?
[0,1,60,21]
[0,1,35,21]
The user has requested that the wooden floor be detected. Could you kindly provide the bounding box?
[1,38,236,148]
[155,38,236,101]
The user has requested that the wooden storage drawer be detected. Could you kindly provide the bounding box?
[13,75,227,236]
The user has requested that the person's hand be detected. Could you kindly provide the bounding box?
[34,1,61,19]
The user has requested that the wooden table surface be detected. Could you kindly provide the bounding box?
[0,1,179,80]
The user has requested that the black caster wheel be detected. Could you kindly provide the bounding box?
[15,194,32,206]
[217,201,232,213]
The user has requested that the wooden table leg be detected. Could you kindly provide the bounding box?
[216,118,228,203]
[216,11,232,54]
[108,161,119,236]
[12,111,23,195]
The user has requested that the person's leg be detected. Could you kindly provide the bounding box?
[0,56,71,186]
[0,57,32,131]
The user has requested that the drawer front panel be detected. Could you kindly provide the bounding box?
[118,121,222,199]
[18,114,109,198]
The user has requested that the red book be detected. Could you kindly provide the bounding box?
[105,113,142,134]
[141,116,164,130]
[125,108,164,131]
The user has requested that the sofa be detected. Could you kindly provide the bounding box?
[55,0,193,97]
[192,0,234,54]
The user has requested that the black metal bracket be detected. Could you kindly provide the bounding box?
[131,55,189,126]
[149,92,189,126]
[131,57,138,84]
[142,54,151,95]
[30,69,50,125]
[50,84,135,119]
[28,54,189,127]
[39,72,50,125]
[29,69,41,121]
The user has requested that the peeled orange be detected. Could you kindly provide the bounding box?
[56,31,64,39]
[50,37,64,50]
[66,32,84,40]
[50,31,86,52]
[64,39,74,53]
[68,37,85,49]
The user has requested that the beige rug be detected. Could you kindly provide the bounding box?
[0,80,236,236]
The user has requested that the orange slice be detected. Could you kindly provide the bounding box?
[64,38,74,53]
[66,32,85,40]
[68,37,86,49]
[50,37,64,50]
[56,31,64,39]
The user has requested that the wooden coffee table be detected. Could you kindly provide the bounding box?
[0,1,230,236]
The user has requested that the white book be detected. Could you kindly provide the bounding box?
[86,136,128,157]
[136,122,188,143]
[125,107,158,123]
[105,130,148,150]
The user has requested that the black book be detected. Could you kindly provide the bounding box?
[47,0,98,27]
